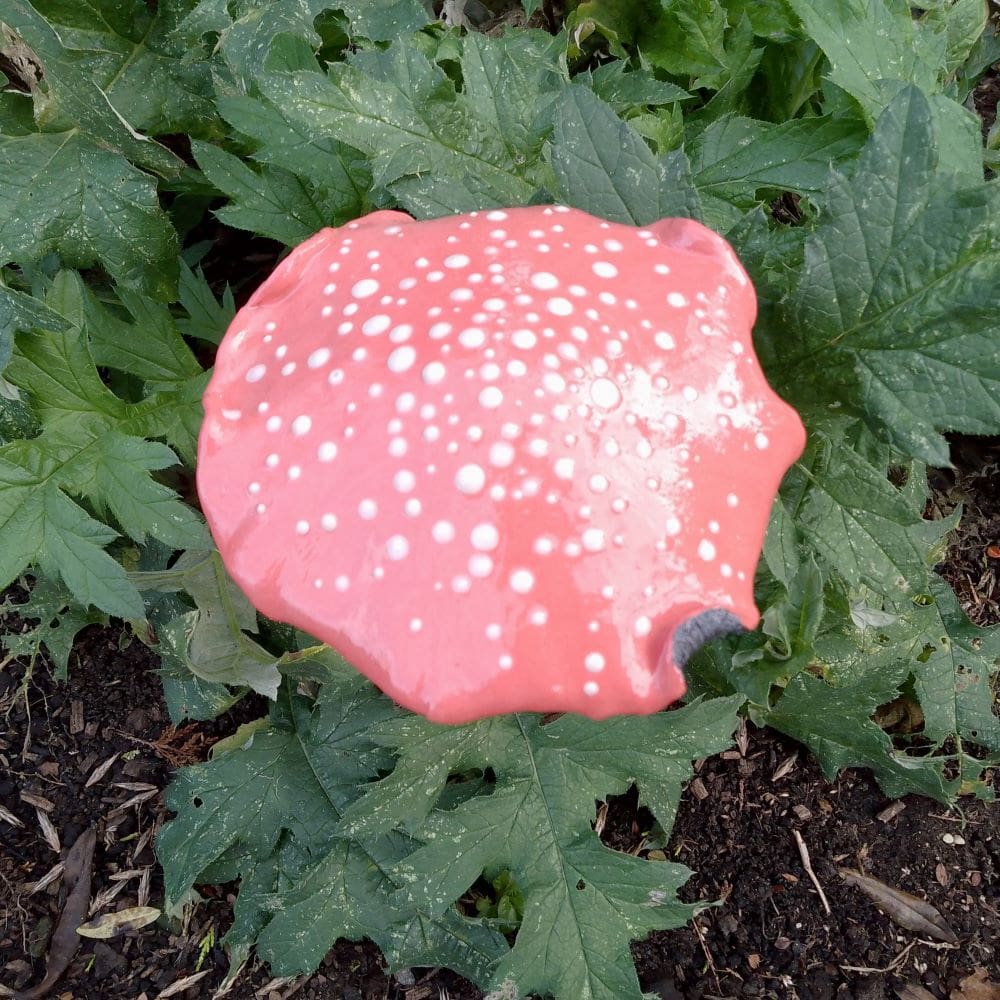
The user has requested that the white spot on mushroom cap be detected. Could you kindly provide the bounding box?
[455,464,486,495]
[509,568,534,594]
[352,279,379,298]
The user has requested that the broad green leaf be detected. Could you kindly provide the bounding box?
[780,433,956,598]
[158,657,507,985]
[817,578,1000,751]
[772,87,1000,465]
[0,458,143,618]
[689,113,866,203]
[644,0,730,81]
[550,86,701,224]
[583,61,691,111]
[131,550,282,698]
[192,140,355,244]
[257,39,546,216]
[0,0,183,177]
[350,697,743,999]
[785,0,943,119]
[25,0,217,135]
[0,132,178,299]
[336,0,430,39]
[921,0,990,76]
[762,663,954,801]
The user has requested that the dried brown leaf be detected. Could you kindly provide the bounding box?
[77,906,160,939]
[839,868,958,944]
[877,801,907,823]
[953,969,1000,1000]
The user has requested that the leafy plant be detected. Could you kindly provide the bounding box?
[1,1,998,997]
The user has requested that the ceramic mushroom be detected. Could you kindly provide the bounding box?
[197,207,806,723]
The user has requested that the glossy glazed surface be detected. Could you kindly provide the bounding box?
[198,207,806,723]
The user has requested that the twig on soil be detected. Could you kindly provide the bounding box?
[840,939,916,974]
[792,829,831,915]
[691,916,723,995]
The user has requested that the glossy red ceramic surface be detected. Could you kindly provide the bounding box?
[198,207,806,722]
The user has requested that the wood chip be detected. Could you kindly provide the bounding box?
[793,804,813,821]
[69,699,84,735]
[935,863,950,886]
[771,753,797,781]
[154,970,212,998]
[20,791,55,812]
[84,752,120,788]
[877,801,907,823]
[689,777,709,800]
[106,789,158,818]
[112,782,158,793]
[28,861,65,895]
[0,801,25,828]
[77,905,161,939]
[36,809,60,852]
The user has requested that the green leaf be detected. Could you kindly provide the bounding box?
[349,697,744,999]
[0,460,144,618]
[0,0,184,177]
[23,0,217,136]
[818,578,1000,751]
[785,0,943,119]
[65,431,210,550]
[772,87,1000,465]
[158,655,507,985]
[192,140,349,244]
[0,132,179,299]
[762,663,954,801]
[689,113,866,205]
[583,61,691,111]
[550,85,701,224]
[781,432,956,599]
[131,550,284,698]
[175,261,235,347]
[335,0,430,39]
[0,573,105,677]
[256,38,548,216]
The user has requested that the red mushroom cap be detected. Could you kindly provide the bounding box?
[198,207,806,723]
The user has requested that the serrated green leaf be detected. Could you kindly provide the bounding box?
[0,132,178,299]
[256,39,546,216]
[0,573,105,677]
[351,697,743,999]
[772,87,1000,465]
[781,432,956,598]
[762,662,953,800]
[66,431,209,550]
[0,0,183,177]
[0,462,144,617]
[192,140,346,244]
[175,261,235,347]
[550,85,701,224]
[158,658,507,985]
[0,280,71,372]
[131,550,282,698]
[785,0,943,119]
